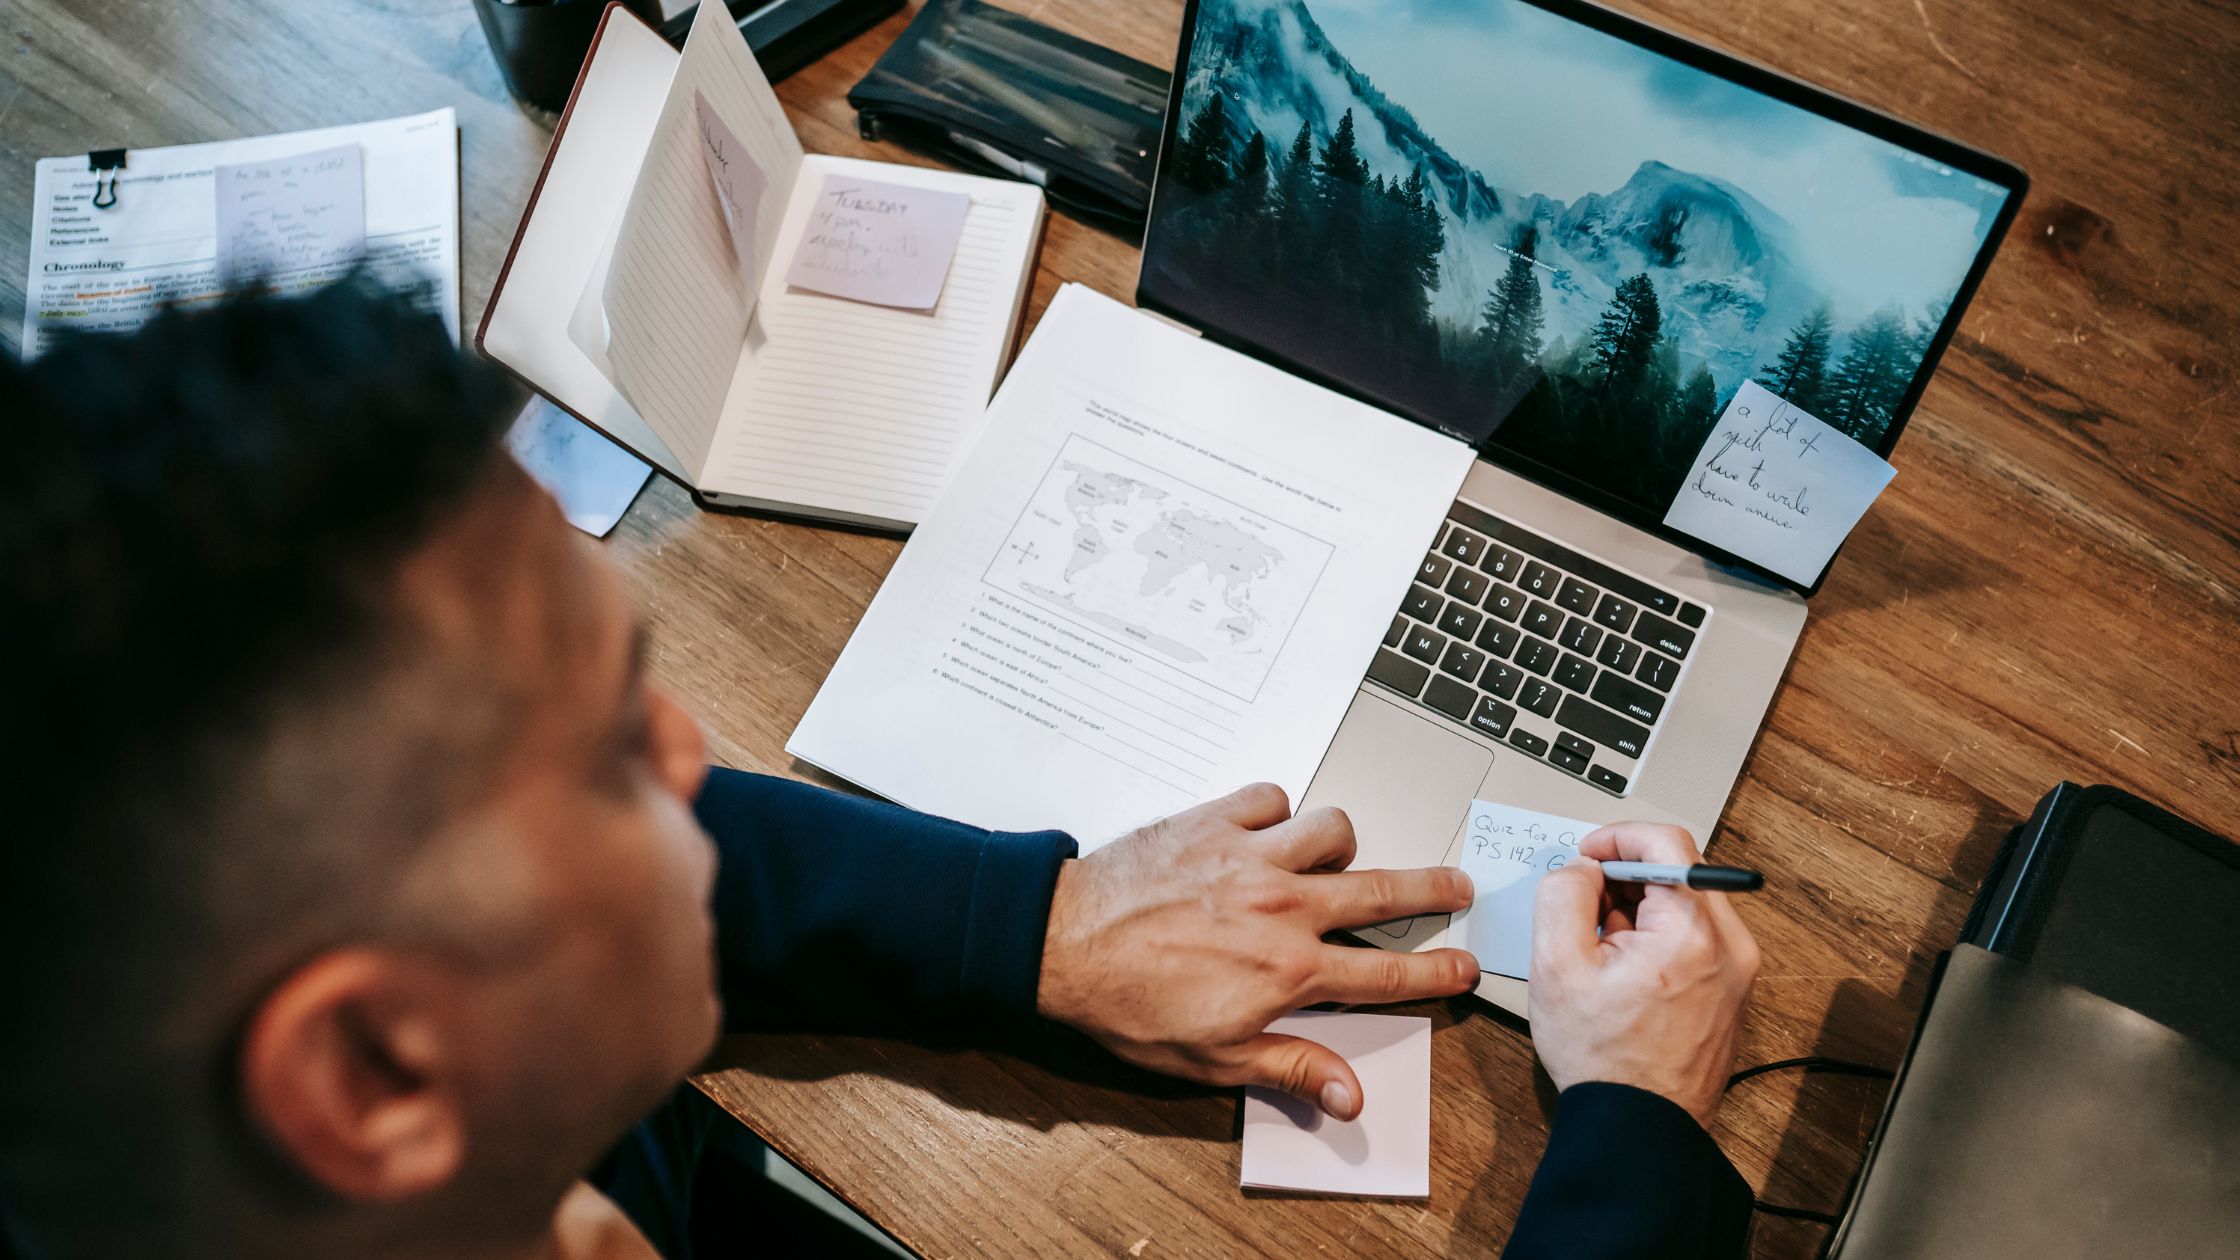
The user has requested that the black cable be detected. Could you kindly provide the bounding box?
[1750,1199,1841,1226]
[1727,1054,1895,1089]
[1724,1055,1896,1229]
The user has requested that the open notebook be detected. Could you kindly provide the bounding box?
[477,1,1045,532]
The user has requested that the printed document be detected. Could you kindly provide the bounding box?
[788,284,1475,845]
[22,109,458,359]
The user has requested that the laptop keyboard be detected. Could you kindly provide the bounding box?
[1367,501,1707,798]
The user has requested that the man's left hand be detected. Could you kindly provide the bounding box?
[1035,783,1478,1120]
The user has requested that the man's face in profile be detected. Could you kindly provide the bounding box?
[251,465,729,1211]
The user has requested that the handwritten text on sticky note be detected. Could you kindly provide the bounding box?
[1660,379,1897,586]
[213,144,366,281]
[1449,800,1593,980]
[693,90,768,289]
[783,175,969,310]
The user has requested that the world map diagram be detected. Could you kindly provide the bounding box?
[987,439,1331,701]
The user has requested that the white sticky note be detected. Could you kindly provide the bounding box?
[692,90,769,288]
[1660,379,1897,586]
[213,144,366,281]
[1448,800,1594,981]
[505,399,653,539]
[1240,1011,1431,1199]
[783,174,970,310]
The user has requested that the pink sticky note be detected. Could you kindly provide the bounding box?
[1240,1011,1432,1198]
[783,174,970,310]
[694,90,768,287]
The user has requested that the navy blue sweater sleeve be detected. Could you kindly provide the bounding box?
[1501,1083,1752,1259]
[693,768,1077,1036]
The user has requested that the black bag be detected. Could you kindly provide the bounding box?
[1961,781,2240,1061]
[847,0,1172,237]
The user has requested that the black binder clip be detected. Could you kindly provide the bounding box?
[88,148,126,210]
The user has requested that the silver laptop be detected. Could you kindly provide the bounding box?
[1135,0,2024,1011]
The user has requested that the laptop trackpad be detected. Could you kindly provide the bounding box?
[1302,689,1491,880]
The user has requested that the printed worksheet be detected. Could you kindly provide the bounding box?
[789,284,1474,845]
[21,109,458,359]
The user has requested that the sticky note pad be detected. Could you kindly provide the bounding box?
[784,173,970,310]
[1448,800,1596,981]
[1240,1011,1431,1198]
[1660,379,1897,586]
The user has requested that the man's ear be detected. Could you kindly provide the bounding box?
[238,950,467,1203]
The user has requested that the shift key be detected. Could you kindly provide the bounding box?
[1555,694,1651,759]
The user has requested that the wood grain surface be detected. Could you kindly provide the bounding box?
[3,1,2235,1256]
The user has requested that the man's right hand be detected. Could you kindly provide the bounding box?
[1528,822,1760,1128]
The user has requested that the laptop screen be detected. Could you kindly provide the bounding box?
[1138,0,2022,564]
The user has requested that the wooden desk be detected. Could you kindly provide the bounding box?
[4,2,2235,1255]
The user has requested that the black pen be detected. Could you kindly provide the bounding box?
[1599,861,1764,892]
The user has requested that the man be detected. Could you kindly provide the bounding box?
[0,281,1758,1259]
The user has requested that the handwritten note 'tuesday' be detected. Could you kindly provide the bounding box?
[1661,379,1896,586]
[1449,800,1593,980]
[784,174,969,310]
[213,145,365,281]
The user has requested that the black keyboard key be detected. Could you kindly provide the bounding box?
[1558,617,1603,656]
[1629,609,1696,660]
[1475,620,1521,659]
[1384,615,1406,648]
[1549,744,1590,775]
[1593,593,1637,633]
[1637,650,1680,693]
[1678,602,1707,628]
[1440,527,1487,566]
[1522,600,1564,638]
[1486,587,1525,622]
[1481,661,1522,700]
[1516,637,1559,676]
[1401,584,1442,621]
[1469,696,1516,739]
[1596,635,1642,673]
[1424,674,1477,722]
[1554,654,1596,692]
[1444,567,1492,605]
[1484,546,1522,582]
[1439,601,1483,640]
[1591,670,1667,725]
[1403,624,1447,664]
[1587,765,1629,794]
[1418,552,1452,586]
[1368,649,1430,697]
[1438,642,1487,682]
[1520,678,1561,718]
[1555,694,1650,759]
[1555,732,1595,760]
[1446,503,1683,615]
[1555,577,1598,615]
[1519,560,1559,597]
[1508,728,1550,757]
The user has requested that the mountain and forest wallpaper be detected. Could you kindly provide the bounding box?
[1142,0,2009,511]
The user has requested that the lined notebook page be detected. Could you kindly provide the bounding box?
[599,0,803,478]
[699,155,1043,527]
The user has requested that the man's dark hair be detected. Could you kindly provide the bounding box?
[0,278,521,1230]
